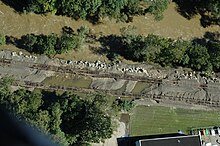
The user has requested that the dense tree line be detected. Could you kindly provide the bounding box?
[0,77,117,146]
[2,0,219,25]
[3,0,170,22]
[101,31,220,73]
[18,26,89,56]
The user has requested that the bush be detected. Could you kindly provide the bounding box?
[113,99,135,112]
[19,26,89,55]
[146,0,170,21]
[0,34,6,45]
[109,32,214,72]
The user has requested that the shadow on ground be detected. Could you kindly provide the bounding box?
[1,0,26,12]
[95,35,124,61]
[173,0,220,27]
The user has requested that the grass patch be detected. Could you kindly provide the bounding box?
[43,74,92,88]
[130,105,220,136]
[131,81,151,94]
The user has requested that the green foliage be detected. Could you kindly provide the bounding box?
[105,31,216,72]
[20,26,88,55]
[0,79,114,146]
[207,41,220,71]
[113,99,135,112]
[61,93,113,144]
[21,33,58,55]
[157,40,191,67]
[38,33,58,55]
[59,0,102,19]
[13,0,147,22]
[146,0,170,20]
[27,0,58,13]
[0,77,13,101]
[187,43,212,71]
[0,34,6,45]
[121,34,168,62]
[57,27,79,53]
[204,0,220,25]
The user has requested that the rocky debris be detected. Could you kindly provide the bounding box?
[60,58,168,79]
[90,78,126,90]
[125,81,137,93]
[0,64,53,82]
[1,50,220,105]
[0,50,169,80]
[144,76,220,105]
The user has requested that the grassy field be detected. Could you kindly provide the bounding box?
[130,105,220,136]
[43,74,92,88]
[131,81,151,94]
[1,1,219,64]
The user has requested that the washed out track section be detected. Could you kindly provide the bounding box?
[11,78,220,108]
[1,51,220,107]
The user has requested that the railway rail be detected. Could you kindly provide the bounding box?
[1,58,220,108]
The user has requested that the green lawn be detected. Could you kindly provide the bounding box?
[43,74,92,88]
[130,105,220,136]
[131,81,151,94]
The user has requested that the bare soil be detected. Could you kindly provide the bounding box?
[1,2,219,39]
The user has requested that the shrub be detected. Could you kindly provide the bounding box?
[0,34,6,45]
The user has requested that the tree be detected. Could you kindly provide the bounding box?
[208,41,220,71]
[0,80,115,146]
[20,34,38,52]
[58,0,102,19]
[60,93,113,145]
[121,34,168,62]
[113,98,135,112]
[145,0,170,20]
[20,33,58,55]
[4,0,150,23]
[37,34,58,55]
[0,77,13,102]
[58,31,78,53]
[27,0,57,13]
[157,40,191,67]
[187,43,212,71]
[203,0,220,26]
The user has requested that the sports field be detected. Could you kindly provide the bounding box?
[130,105,220,136]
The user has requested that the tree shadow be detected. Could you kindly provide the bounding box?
[41,90,60,110]
[203,31,220,42]
[173,0,199,19]
[1,0,27,13]
[192,31,220,45]
[173,0,219,27]
[5,35,27,50]
[95,35,124,61]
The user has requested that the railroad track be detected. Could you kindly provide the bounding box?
[0,58,160,82]
[1,58,220,108]
[12,80,220,108]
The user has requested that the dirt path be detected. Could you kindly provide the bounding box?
[0,2,219,39]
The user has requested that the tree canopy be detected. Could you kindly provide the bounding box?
[0,78,115,146]
[100,30,220,73]
[17,26,88,56]
[2,0,172,22]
